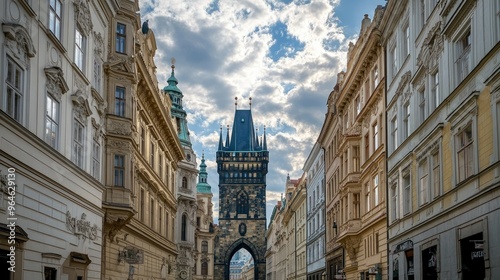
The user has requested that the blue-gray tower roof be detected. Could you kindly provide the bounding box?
[218,107,267,152]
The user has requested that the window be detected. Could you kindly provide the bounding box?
[390,182,399,222]
[182,177,188,189]
[140,189,145,222]
[365,183,371,213]
[45,94,59,148]
[432,151,440,199]
[364,134,370,161]
[403,172,411,215]
[237,192,249,215]
[353,146,360,172]
[355,95,361,115]
[49,0,62,39]
[373,174,379,206]
[72,119,85,168]
[202,241,208,253]
[150,140,155,166]
[116,23,126,53]
[353,193,360,218]
[430,71,439,111]
[75,28,85,71]
[373,123,379,150]
[114,154,125,187]
[391,115,398,151]
[403,102,410,140]
[202,262,208,275]
[44,266,57,280]
[5,57,24,122]
[159,206,163,234]
[419,87,426,123]
[456,124,474,182]
[403,24,410,58]
[140,127,146,155]
[419,159,429,205]
[456,29,471,82]
[181,214,187,241]
[93,58,101,91]
[115,86,125,116]
[92,134,100,180]
[150,198,155,229]
[159,153,163,179]
[390,44,397,78]
[372,66,379,89]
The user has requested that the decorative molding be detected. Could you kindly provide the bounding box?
[72,90,91,123]
[66,211,98,240]
[395,71,412,98]
[2,23,36,62]
[93,31,104,57]
[44,67,69,101]
[108,119,132,136]
[73,0,93,36]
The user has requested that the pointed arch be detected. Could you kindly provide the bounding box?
[236,190,249,215]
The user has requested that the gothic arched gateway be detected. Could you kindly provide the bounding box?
[214,105,269,280]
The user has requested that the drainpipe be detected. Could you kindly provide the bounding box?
[294,210,297,279]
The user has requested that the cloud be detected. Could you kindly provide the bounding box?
[141,0,384,223]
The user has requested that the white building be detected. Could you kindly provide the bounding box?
[303,143,326,279]
[0,0,107,279]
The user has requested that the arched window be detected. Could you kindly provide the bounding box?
[181,214,187,241]
[202,241,208,253]
[236,192,249,215]
[201,261,208,275]
[182,177,188,189]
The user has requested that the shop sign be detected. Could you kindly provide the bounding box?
[66,211,98,240]
[394,240,413,253]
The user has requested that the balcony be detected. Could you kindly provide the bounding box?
[337,219,361,240]
[102,186,135,241]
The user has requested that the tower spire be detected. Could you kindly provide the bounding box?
[263,125,267,150]
[225,125,230,148]
[218,125,224,151]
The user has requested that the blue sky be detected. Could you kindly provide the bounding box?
[139,0,387,224]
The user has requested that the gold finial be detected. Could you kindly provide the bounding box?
[171,57,176,69]
[249,97,252,109]
[235,97,238,109]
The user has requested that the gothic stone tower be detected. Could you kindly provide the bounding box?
[215,103,268,280]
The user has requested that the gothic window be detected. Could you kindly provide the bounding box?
[181,214,187,241]
[237,192,249,215]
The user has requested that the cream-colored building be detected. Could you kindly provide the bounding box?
[320,5,387,279]
[0,0,109,279]
[267,198,286,280]
[194,153,216,280]
[101,2,184,280]
[382,0,500,279]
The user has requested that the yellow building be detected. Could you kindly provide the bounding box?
[101,2,184,280]
[383,0,500,279]
[320,5,387,280]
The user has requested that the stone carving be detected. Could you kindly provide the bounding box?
[73,0,93,36]
[107,139,132,152]
[340,236,360,261]
[44,67,69,101]
[2,23,36,62]
[395,71,412,98]
[66,211,98,240]
[108,120,131,136]
[417,22,444,71]
[93,31,104,57]
[72,90,91,123]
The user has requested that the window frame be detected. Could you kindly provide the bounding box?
[114,154,125,187]
[74,28,86,71]
[116,22,127,54]
[45,93,60,149]
[455,123,474,183]
[5,56,25,123]
[72,118,85,168]
[418,158,429,206]
[403,170,412,215]
[114,86,126,117]
[49,0,63,40]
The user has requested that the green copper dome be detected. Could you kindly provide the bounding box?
[196,153,212,194]
[165,64,192,147]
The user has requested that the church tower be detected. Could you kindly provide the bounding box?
[214,98,269,280]
[164,63,198,280]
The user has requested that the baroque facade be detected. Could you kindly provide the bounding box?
[0,1,106,279]
[382,0,500,279]
[303,143,326,280]
[164,63,199,280]
[320,5,387,280]
[101,1,184,280]
[194,153,216,279]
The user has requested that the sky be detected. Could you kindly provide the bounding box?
[139,0,387,224]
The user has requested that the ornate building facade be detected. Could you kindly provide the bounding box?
[164,63,199,280]
[303,143,326,280]
[382,0,500,279]
[194,153,216,279]
[320,5,387,280]
[214,104,268,280]
[101,1,184,279]
[0,1,106,279]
